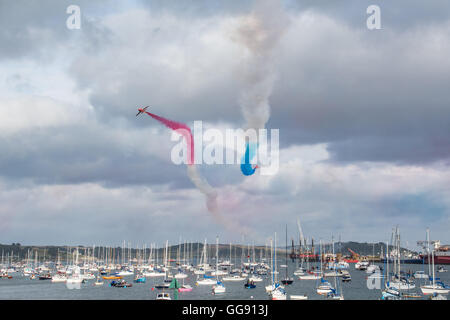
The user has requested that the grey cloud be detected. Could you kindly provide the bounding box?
[287,0,450,30]
[0,0,115,60]
[0,125,191,189]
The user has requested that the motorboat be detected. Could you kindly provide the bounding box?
[110,279,132,288]
[244,279,256,289]
[212,281,226,294]
[413,270,429,279]
[156,292,171,300]
[222,274,247,281]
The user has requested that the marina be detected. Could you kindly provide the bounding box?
[1,228,448,300]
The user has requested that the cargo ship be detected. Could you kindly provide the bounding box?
[420,242,450,265]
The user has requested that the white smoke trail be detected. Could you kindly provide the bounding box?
[186,165,218,213]
[185,0,288,235]
[187,165,246,232]
[233,0,289,131]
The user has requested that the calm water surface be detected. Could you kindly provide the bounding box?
[1,261,448,300]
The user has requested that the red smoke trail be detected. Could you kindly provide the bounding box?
[142,110,249,235]
[144,111,194,165]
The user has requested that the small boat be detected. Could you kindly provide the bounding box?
[116,270,134,276]
[174,272,188,279]
[342,274,352,282]
[413,270,429,279]
[265,283,285,293]
[222,274,247,282]
[134,275,146,283]
[355,261,369,270]
[248,275,263,282]
[212,281,226,294]
[293,268,306,276]
[102,275,123,280]
[51,273,67,283]
[402,293,422,299]
[430,293,447,300]
[196,276,217,286]
[143,271,166,277]
[156,292,171,300]
[244,280,256,289]
[389,277,416,290]
[81,273,96,280]
[280,225,293,286]
[110,279,132,288]
[94,274,104,286]
[366,264,380,274]
[421,282,450,295]
[178,284,193,292]
[270,286,287,300]
[381,287,401,300]
[94,280,104,286]
[316,279,334,295]
[290,294,308,300]
[327,288,344,300]
[281,278,294,285]
[38,273,52,280]
[154,283,170,289]
[298,271,321,280]
[437,266,448,273]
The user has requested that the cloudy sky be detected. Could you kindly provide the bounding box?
[0,0,449,249]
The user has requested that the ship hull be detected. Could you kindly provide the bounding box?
[420,255,450,265]
[380,258,423,264]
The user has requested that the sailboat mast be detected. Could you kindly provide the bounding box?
[285,225,288,279]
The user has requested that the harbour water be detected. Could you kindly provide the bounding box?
[1,261,448,300]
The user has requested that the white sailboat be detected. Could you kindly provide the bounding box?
[268,234,287,300]
[316,241,334,296]
[388,227,415,291]
[421,229,450,295]
[196,239,216,285]
[212,237,226,295]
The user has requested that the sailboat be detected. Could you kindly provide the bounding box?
[366,243,381,274]
[281,225,294,285]
[154,241,172,289]
[223,243,246,282]
[66,249,84,285]
[268,233,287,300]
[421,230,450,295]
[298,237,321,280]
[94,274,104,286]
[326,237,344,300]
[178,271,193,293]
[316,241,334,296]
[293,218,307,276]
[196,240,216,286]
[382,241,402,300]
[212,237,226,294]
[388,227,415,291]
